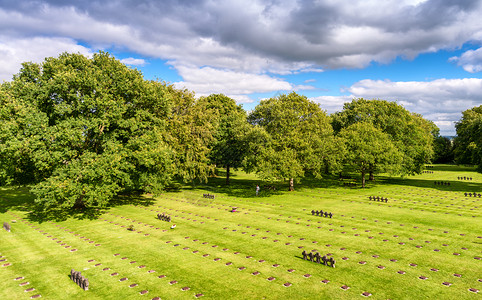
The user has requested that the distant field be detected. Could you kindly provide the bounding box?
[1,164,481,299]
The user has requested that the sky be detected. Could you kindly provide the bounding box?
[1,0,482,136]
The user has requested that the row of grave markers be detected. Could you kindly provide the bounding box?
[202,193,215,199]
[434,181,450,186]
[157,213,171,222]
[310,210,333,218]
[302,251,336,267]
[71,269,89,291]
[464,192,481,197]
[368,196,388,203]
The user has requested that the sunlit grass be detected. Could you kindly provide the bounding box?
[0,164,480,299]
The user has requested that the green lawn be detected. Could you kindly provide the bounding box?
[1,164,481,299]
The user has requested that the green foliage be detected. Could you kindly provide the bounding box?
[338,122,402,187]
[453,105,482,171]
[164,87,215,183]
[0,52,174,210]
[332,98,434,175]
[248,92,339,190]
[432,136,454,163]
[197,94,251,184]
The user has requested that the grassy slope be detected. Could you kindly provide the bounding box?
[0,164,480,299]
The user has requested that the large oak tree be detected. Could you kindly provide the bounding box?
[338,122,402,187]
[453,105,482,171]
[0,52,174,211]
[332,98,435,177]
[248,92,338,191]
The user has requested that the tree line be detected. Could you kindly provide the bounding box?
[0,52,479,212]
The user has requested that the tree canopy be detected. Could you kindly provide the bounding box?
[248,92,338,190]
[338,122,402,187]
[453,105,482,171]
[0,52,174,211]
[196,94,252,184]
[331,98,435,175]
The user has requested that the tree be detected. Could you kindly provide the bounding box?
[0,52,174,211]
[164,86,215,184]
[338,122,402,187]
[331,98,435,176]
[433,136,454,163]
[197,94,250,184]
[453,105,482,170]
[248,92,338,191]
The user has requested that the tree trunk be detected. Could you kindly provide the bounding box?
[225,165,230,185]
[74,193,86,209]
[361,171,366,188]
[289,178,294,191]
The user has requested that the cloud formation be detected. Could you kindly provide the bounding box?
[1,0,481,135]
[450,47,482,73]
[2,0,482,74]
[312,78,482,136]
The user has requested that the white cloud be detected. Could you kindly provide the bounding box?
[172,64,295,97]
[328,78,482,135]
[450,47,482,73]
[2,0,482,74]
[120,57,147,66]
[0,36,92,81]
[310,95,354,114]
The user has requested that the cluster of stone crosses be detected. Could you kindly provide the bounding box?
[464,192,481,198]
[368,196,388,203]
[343,182,357,187]
[422,171,434,174]
[203,193,215,199]
[3,222,10,232]
[301,250,336,267]
[458,176,473,180]
[71,269,89,291]
[434,181,450,186]
[157,213,171,222]
[310,210,333,218]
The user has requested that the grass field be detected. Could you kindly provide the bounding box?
[0,164,481,299]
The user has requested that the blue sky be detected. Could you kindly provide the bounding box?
[1,0,482,135]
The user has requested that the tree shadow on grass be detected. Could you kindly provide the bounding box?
[0,187,157,223]
[382,177,482,193]
[0,186,36,214]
